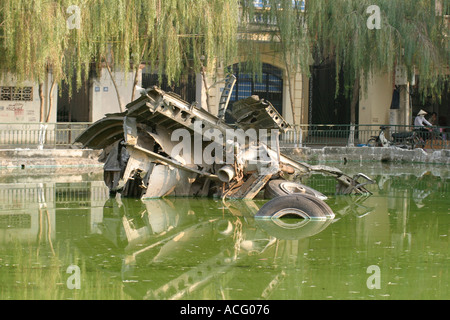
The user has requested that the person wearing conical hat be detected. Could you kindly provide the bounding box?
[414,109,433,146]
[414,110,432,127]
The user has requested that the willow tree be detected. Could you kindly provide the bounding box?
[306,0,450,125]
[240,0,311,125]
[0,0,240,114]
[0,0,71,122]
[81,0,239,111]
[240,0,449,125]
[143,0,240,111]
[1,0,447,124]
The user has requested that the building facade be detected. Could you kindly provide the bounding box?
[0,72,58,123]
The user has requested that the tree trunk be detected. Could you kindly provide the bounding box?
[131,37,148,102]
[45,79,56,123]
[282,50,297,126]
[347,75,360,147]
[350,75,360,125]
[273,6,297,126]
[105,62,125,113]
[39,83,45,122]
[131,64,140,102]
[201,66,211,113]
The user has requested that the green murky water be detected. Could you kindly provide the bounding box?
[0,163,448,300]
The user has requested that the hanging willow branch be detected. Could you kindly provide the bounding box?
[304,0,449,101]
[0,0,239,88]
[0,0,448,119]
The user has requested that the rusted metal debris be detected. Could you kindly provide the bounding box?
[75,85,374,199]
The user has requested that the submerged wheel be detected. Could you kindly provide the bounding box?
[255,194,332,221]
[264,179,327,200]
[255,213,333,240]
[295,193,335,219]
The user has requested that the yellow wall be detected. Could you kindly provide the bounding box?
[359,73,394,125]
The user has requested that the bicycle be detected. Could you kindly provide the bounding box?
[413,126,444,149]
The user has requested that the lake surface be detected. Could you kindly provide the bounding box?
[0,163,448,300]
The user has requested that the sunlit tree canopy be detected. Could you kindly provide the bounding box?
[0,0,240,87]
[0,0,448,104]
[241,0,449,100]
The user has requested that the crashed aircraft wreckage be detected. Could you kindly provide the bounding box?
[75,82,373,218]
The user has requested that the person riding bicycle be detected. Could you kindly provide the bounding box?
[414,109,433,143]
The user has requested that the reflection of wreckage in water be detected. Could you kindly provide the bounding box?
[75,83,373,217]
[95,198,334,299]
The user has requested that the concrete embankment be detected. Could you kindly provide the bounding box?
[0,149,102,169]
[282,146,450,165]
[0,146,448,169]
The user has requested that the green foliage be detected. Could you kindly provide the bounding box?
[241,0,449,100]
[0,0,448,100]
[311,0,450,100]
[0,0,239,87]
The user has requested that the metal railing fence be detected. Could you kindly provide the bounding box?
[0,122,449,150]
[0,122,91,149]
[280,124,450,150]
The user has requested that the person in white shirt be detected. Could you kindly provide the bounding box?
[414,109,432,143]
[414,110,432,127]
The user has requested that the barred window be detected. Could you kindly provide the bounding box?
[0,86,33,101]
[226,62,284,121]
